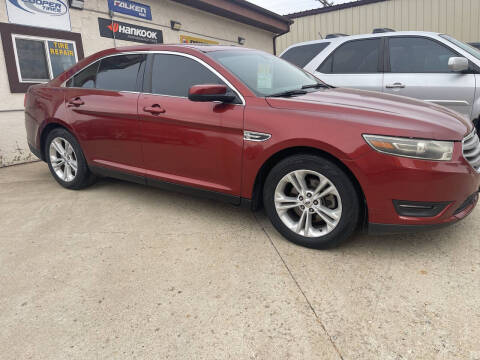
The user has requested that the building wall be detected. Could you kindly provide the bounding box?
[0,0,275,167]
[276,0,480,54]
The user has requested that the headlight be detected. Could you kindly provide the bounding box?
[363,134,454,161]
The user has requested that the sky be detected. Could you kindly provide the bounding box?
[247,0,352,15]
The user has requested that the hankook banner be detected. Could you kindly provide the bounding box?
[6,0,71,31]
[98,18,163,44]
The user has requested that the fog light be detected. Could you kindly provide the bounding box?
[393,200,450,217]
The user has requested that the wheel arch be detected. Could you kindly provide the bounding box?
[39,120,75,161]
[249,146,368,228]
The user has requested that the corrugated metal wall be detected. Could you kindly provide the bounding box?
[276,0,480,54]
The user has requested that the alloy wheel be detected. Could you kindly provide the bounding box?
[274,169,342,237]
[49,137,78,182]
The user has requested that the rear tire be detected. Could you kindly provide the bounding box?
[45,128,95,190]
[263,154,360,249]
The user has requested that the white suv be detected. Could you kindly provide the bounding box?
[280,31,480,128]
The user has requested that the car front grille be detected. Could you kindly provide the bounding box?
[462,129,480,172]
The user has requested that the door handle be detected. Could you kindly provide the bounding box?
[385,82,406,89]
[143,104,166,115]
[68,97,84,107]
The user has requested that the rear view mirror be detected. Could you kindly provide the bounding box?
[448,57,469,72]
[188,84,236,103]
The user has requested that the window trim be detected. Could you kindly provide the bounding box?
[384,35,467,74]
[65,51,246,105]
[316,37,384,74]
[12,33,78,84]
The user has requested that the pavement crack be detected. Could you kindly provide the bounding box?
[254,213,345,360]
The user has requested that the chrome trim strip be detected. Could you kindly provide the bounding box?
[63,50,246,105]
[426,100,470,106]
[244,130,271,142]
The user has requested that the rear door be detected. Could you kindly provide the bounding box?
[64,53,146,172]
[313,38,384,92]
[383,36,476,118]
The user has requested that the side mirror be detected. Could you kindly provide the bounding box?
[448,57,469,72]
[188,84,236,103]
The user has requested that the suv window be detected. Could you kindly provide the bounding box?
[281,43,330,68]
[71,62,99,88]
[389,37,457,73]
[317,38,381,74]
[96,54,145,92]
[151,54,224,97]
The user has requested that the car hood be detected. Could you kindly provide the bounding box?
[266,87,473,141]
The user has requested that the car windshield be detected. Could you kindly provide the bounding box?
[440,34,480,61]
[208,49,326,97]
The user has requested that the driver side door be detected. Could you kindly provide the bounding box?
[138,53,245,198]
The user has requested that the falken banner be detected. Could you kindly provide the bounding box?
[6,0,71,31]
[107,0,152,20]
[98,18,163,44]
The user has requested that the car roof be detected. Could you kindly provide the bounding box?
[112,43,253,53]
[284,31,442,50]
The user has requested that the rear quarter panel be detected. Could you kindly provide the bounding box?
[25,85,69,155]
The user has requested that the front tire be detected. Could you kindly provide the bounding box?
[45,128,95,190]
[263,154,360,249]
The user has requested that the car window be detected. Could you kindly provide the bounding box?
[96,54,146,92]
[209,50,322,97]
[389,37,457,73]
[71,62,99,88]
[280,43,330,68]
[151,54,224,97]
[317,38,381,74]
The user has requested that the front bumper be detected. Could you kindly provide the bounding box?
[368,192,478,234]
[346,142,480,230]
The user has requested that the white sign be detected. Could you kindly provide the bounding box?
[6,0,71,31]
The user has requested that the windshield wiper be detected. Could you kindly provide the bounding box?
[301,83,329,89]
[268,89,308,98]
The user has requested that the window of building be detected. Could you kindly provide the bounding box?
[12,34,78,83]
[151,54,224,97]
[281,42,330,68]
[388,37,457,73]
[317,38,381,74]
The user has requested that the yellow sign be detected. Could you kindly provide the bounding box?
[180,35,218,45]
[48,41,74,57]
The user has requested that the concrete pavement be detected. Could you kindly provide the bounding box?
[0,162,479,359]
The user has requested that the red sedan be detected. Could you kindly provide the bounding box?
[25,45,480,248]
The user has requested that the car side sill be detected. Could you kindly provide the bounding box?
[89,165,243,206]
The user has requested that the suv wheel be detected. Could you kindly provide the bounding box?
[45,128,95,190]
[263,154,360,249]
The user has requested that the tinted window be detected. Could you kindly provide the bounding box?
[151,54,224,97]
[15,38,50,81]
[281,43,330,68]
[317,38,381,73]
[389,37,457,73]
[96,54,145,91]
[72,62,99,88]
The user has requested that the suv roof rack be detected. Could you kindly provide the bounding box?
[372,28,395,33]
[325,33,348,39]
